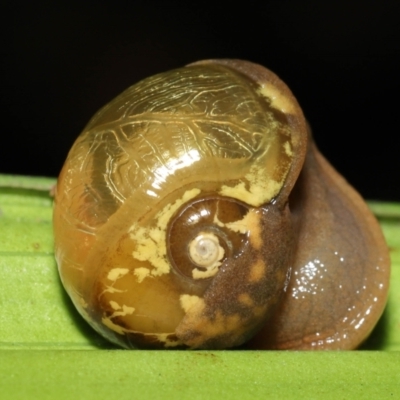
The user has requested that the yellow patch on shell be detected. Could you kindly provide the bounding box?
[101,317,183,347]
[107,268,129,282]
[108,301,135,318]
[212,212,225,228]
[178,296,206,327]
[284,141,293,157]
[109,300,120,310]
[249,259,266,282]
[179,294,202,313]
[192,265,221,279]
[134,267,151,283]
[153,333,182,348]
[101,285,124,296]
[129,188,201,280]
[257,83,297,115]
[225,209,262,250]
[180,310,244,349]
[219,164,282,207]
[101,301,137,335]
[76,296,90,321]
[78,296,88,309]
[156,188,201,230]
[102,316,126,335]
[130,226,170,276]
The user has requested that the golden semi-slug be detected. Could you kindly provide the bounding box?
[53,59,390,350]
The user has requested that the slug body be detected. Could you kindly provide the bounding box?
[53,59,390,349]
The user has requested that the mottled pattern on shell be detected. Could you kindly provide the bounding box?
[62,64,293,229]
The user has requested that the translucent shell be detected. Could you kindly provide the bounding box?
[54,60,389,349]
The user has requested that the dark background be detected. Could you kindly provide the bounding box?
[2,0,400,201]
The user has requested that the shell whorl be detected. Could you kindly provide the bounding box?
[63,63,300,225]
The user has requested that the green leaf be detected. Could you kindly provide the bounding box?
[0,175,399,399]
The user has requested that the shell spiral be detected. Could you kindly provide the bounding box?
[53,60,389,350]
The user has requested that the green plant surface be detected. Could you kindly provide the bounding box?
[2,351,399,400]
[0,174,399,399]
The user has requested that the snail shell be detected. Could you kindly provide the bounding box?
[53,59,390,349]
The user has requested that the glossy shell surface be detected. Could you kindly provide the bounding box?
[53,60,390,349]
